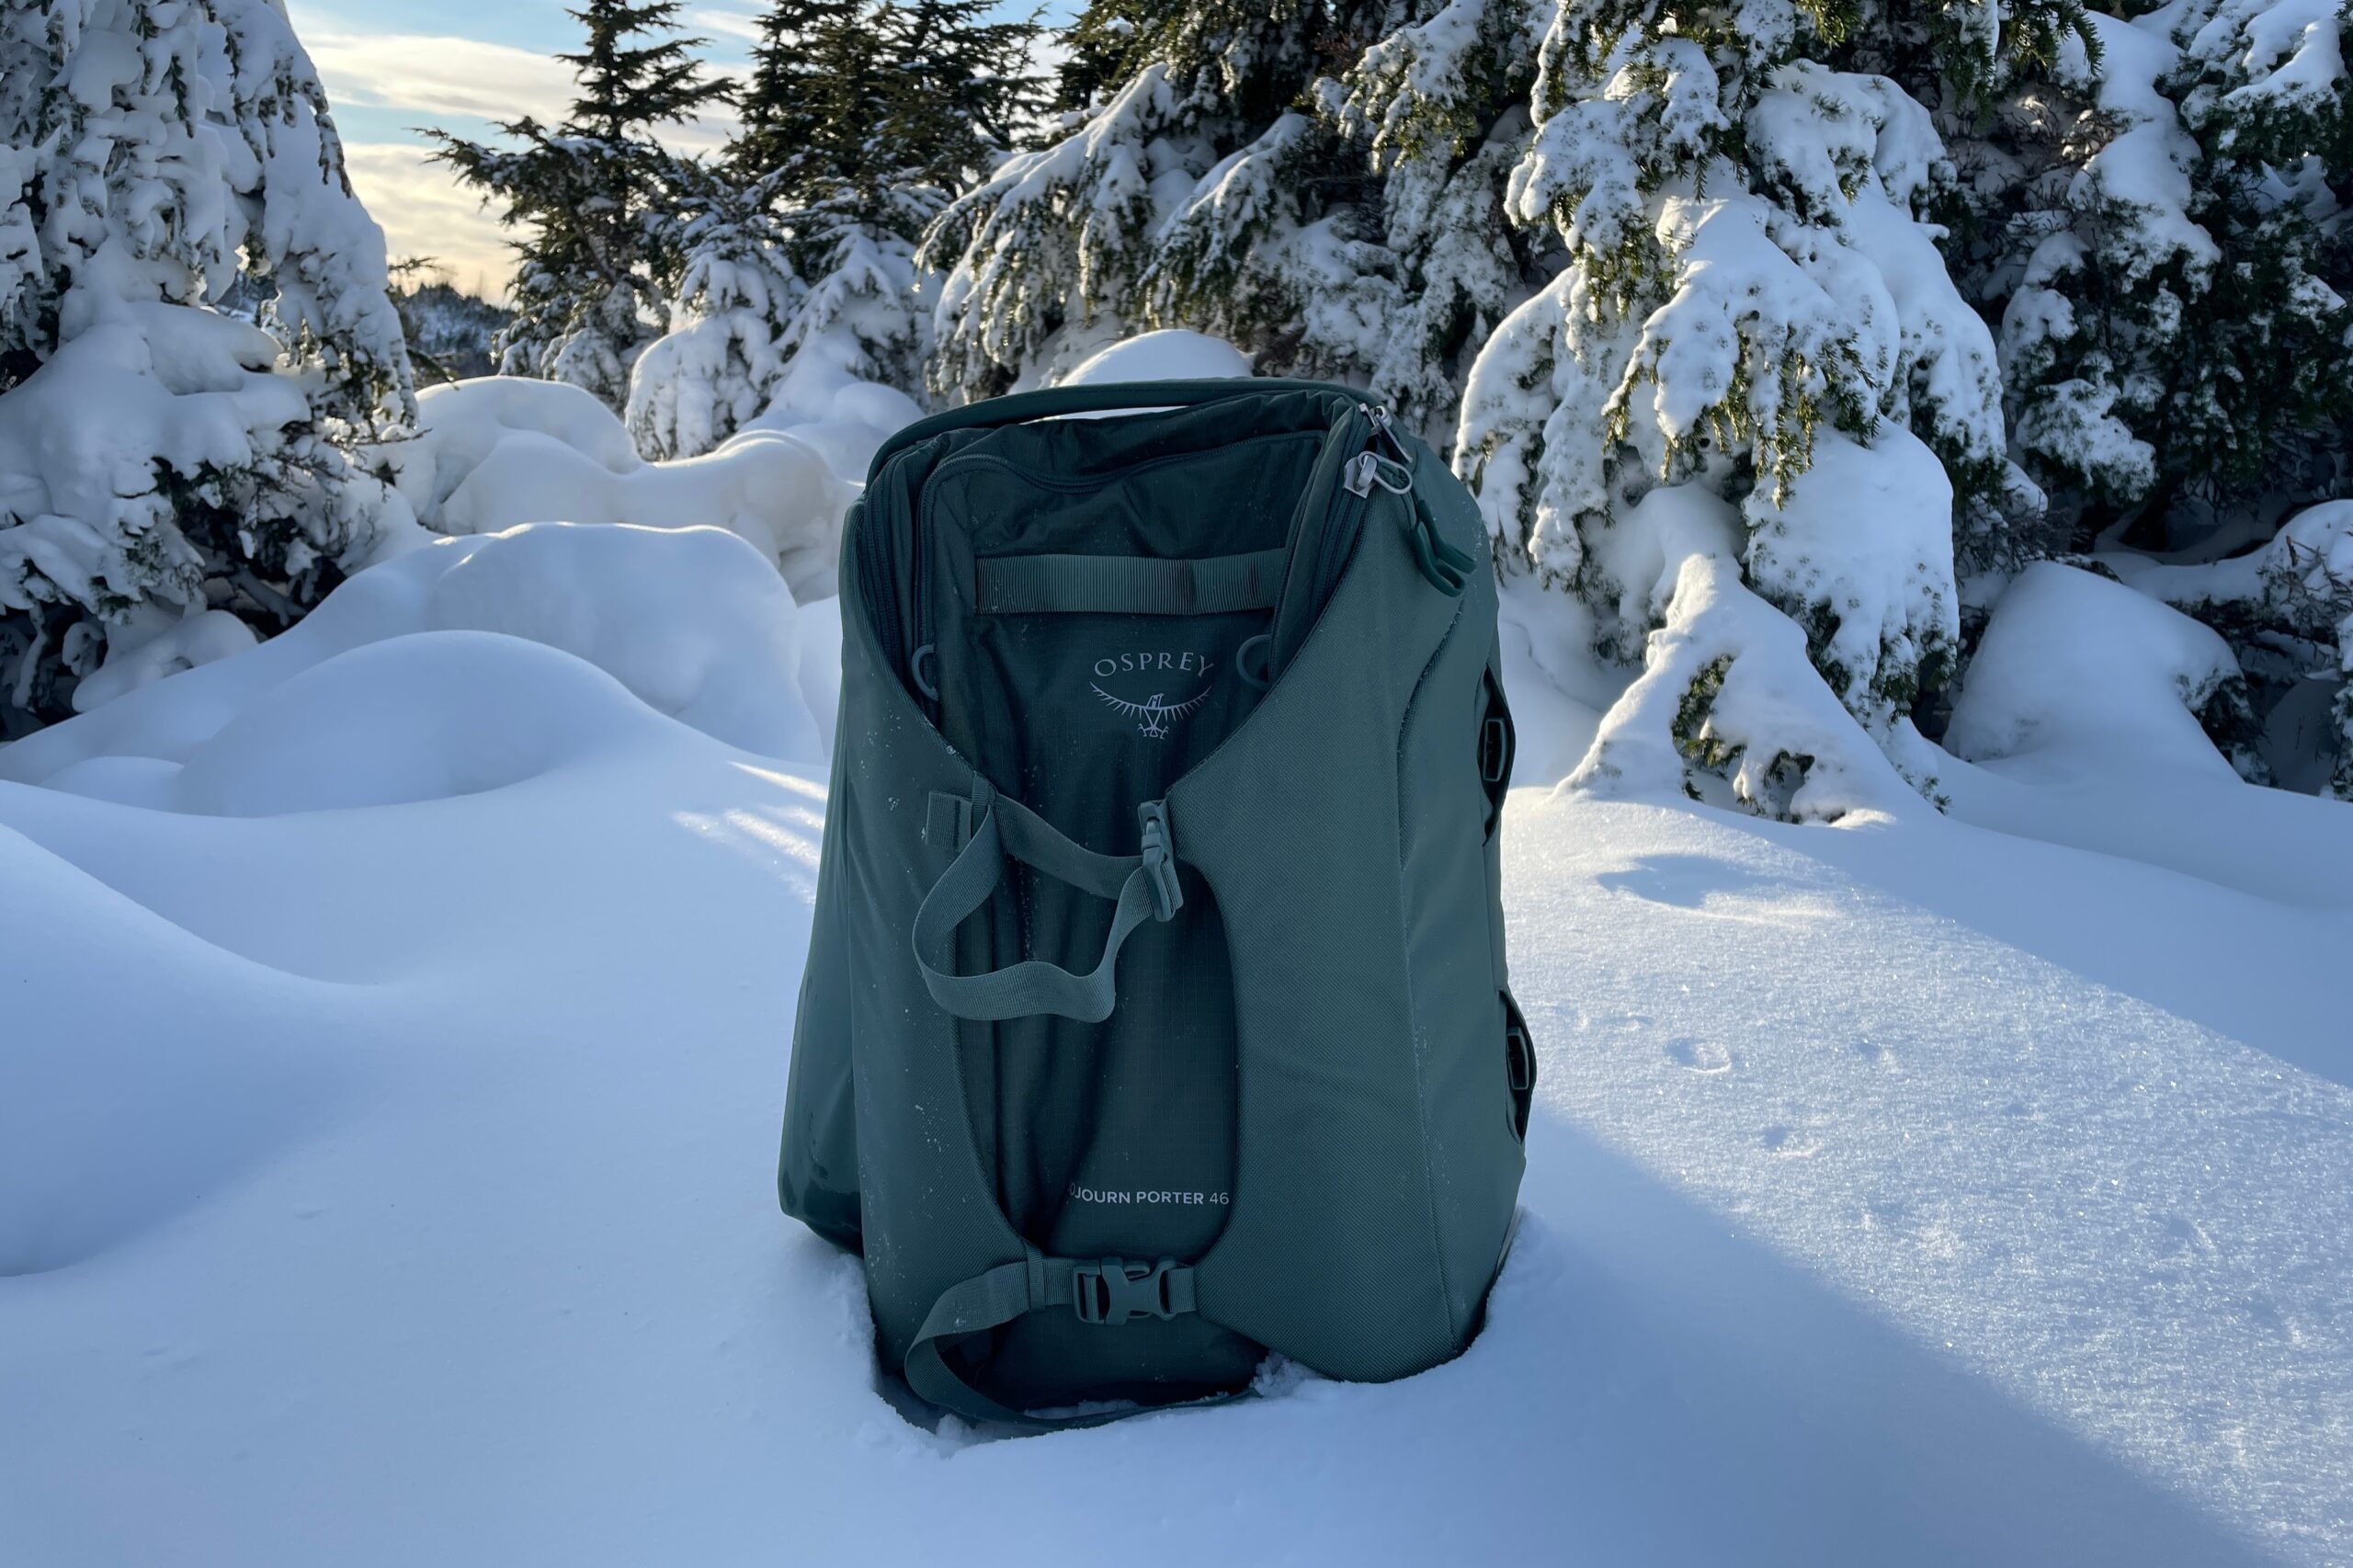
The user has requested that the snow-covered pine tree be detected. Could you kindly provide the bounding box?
[1974,3,2352,785]
[629,0,1041,457]
[1994,4,2351,544]
[430,0,729,412]
[0,0,415,732]
[1323,0,1549,429]
[923,0,1418,405]
[1450,1,2082,810]
[627,162,809,460]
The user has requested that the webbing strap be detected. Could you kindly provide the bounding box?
[912,781,1182,1023]
[904,1252,1205,1431]
[975,547,1288,617]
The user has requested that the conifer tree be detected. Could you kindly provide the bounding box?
[1990,4,2351,544]
[1447,1,2084,763]
[0,0,414,732]
[430,1,730,411]
[631,0,1040,456]
[1968,4,2351,782]
[923,1,1413,403]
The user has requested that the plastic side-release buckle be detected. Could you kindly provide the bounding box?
[1072,1257,1193,1326]
[1136,800,1182,922]
[1505,1022,1534,1093]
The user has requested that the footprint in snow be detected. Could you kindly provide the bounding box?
[1761,1124,1822,1158]
[1665,1038,1732,1074]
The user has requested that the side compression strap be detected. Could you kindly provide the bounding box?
[911,780,1183,1023]
[974,547,1288,617]
[904,1251,1208,1431]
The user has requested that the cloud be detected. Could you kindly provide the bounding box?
[688,6,765,45]
[340,142,521,301]
[306,28,740,143]
[306,30,575,128]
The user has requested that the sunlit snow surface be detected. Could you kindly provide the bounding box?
[3,524,2348,1565]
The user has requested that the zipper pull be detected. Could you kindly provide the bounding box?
[1344,450,1381,496]
[1365,403,1414,466]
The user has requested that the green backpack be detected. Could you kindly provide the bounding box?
[779,378,1531,1428]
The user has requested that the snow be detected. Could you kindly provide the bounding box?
[1058,328,1252,384]
[1741,423,1960,723]
[384,376,880,604]
[1570,551,1927,823]
[2192,0,2348,119]
[735,344,924,483]
[1948,561,2245,784]
[5,514,2353,1563]
[2063,13,2222,280]
[0,522,824,792]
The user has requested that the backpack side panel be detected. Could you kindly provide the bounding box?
[1392,493,1526,1336]
[777,708,863,1252]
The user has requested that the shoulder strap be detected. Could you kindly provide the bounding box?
[868,378,1372,482]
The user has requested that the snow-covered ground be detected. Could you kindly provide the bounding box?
[3,522,2348,1566]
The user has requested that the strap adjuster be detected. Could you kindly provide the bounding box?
[1073,1257,1189,1326]
[1135,800,1182,922]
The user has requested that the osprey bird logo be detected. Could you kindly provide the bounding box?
[1090,684,1211,739]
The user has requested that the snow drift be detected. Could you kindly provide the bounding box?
[0,521,827,795]
[381,373,902,606]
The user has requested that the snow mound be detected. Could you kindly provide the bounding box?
[385,378,863,604]
[1568,552,1927,823]
[733,338,924,483]
[70,610,260,714]
[1947,562,2243,782]
[0,522,822,790]
[1741,425,1959,725]
[436,427,855,609]
[1058,329,1253,385]
[0,823,351,1277]
[389,379,641,522]
[172,632,667,818]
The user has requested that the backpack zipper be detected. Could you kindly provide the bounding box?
[1357,406,1472,597]
[1265,403,1387,677]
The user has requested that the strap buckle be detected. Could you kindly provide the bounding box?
[1136,800,1182,921]
[1073,1257,1188,1326]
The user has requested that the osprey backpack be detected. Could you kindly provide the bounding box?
[779,378,1532,1429]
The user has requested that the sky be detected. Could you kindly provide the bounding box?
[289,0,763,301]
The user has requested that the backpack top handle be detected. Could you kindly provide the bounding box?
[865,377,1374,483]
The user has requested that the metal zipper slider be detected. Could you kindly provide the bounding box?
[1365,403,1414,465]
[1344,449,1381,496]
